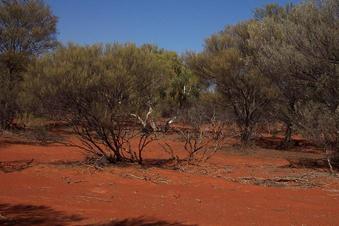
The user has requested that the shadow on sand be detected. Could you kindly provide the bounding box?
[0,159,34,173]
[86,217,197,226]
[0,203,83,226]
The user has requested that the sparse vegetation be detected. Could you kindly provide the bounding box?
[0,0,338,169]
[176,99,225,163]
[0,0,339,225]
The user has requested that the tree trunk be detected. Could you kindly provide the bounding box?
[138,149,143,165]
[113,150,123,162]
[240,127,252,145]
[278,123,294,149]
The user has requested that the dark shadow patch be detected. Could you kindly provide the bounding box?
[0,159,34,173]
[0,203,83,226]
[254,136,320,152]
[230,175,319,188]
[53,156,181,170]
[87,217,196,226]
[0,129,66,147]
[0,137,64,147]
[48,160,84,167]
[285,157,339,171]
[0,139,40,146]
[138,158,180,169]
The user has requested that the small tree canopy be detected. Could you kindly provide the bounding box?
[0,0,57,129]
[188,22,277,144]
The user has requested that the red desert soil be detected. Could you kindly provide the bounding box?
[0,134,339,226]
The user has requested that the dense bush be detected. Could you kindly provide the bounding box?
[248,0,338,168]
[23,44,155,161]
[187,22,277,144]
[249,0,338,149]
[23,44,191,163]
[0,0,57,129]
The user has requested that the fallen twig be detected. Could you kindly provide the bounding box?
[122,173,170,184]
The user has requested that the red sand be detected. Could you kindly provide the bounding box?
[0,135,338,226]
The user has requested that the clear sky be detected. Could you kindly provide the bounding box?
[45,0,300,53]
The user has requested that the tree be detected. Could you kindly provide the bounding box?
[253,3,293,21]
[249,3,302,148]
[251,0,338,169]
[286,0,338,171]
[188,22,277,145]
[142,46,200,117]
[23,43,173,163]
[0,0,57,129]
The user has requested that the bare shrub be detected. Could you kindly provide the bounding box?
[176,103,225,163]
[130,106,175,164]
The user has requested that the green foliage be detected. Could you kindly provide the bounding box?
[296,102,338,151]
[25,43,164,114]
[23,43,178,162]
[249,4,303,146]
[254,3,293,21]
[188,22,277,144]
[290,0,339,153]
[0,0,57,129]
[249,0,339,150]
[0,67,18,129]
[143,48,200,117]
[0,0,57,56]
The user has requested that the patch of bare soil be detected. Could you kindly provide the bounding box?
[0,134,339,226]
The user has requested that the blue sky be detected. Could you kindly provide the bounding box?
[45,0,300,53]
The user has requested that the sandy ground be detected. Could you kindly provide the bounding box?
[0,134,339,226]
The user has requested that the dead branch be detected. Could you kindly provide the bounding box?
[176,119,225,163]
